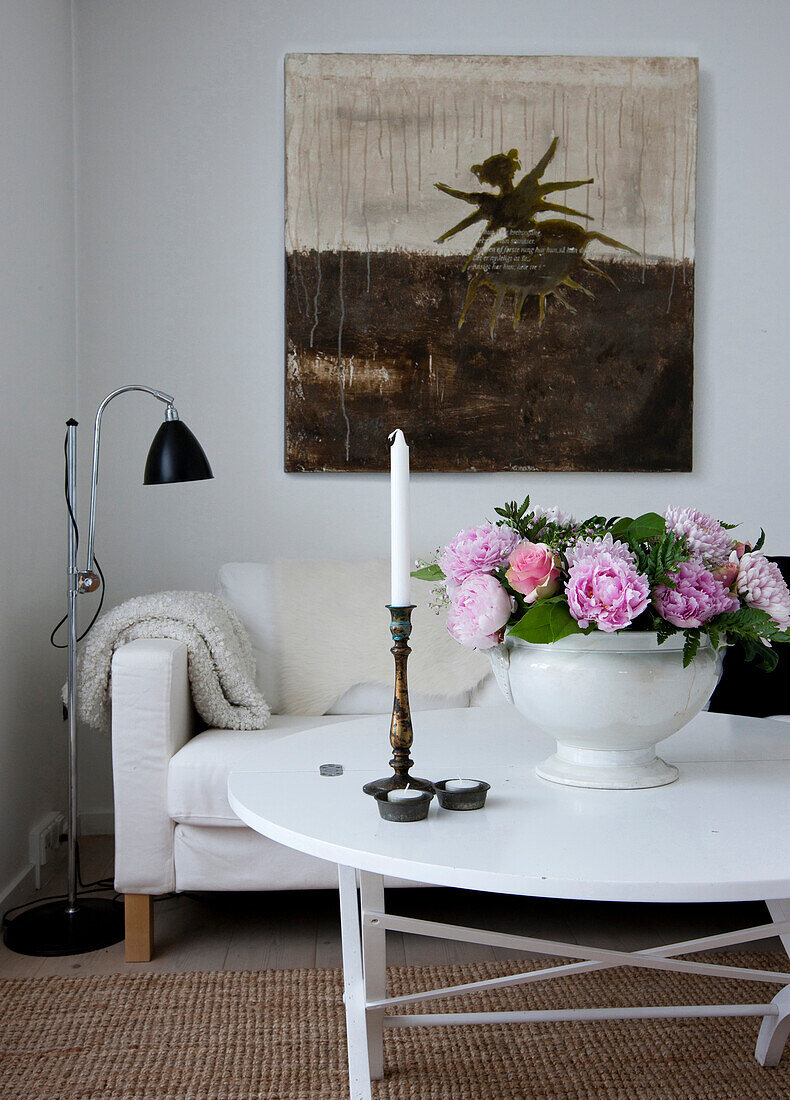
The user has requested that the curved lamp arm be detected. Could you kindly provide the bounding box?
[84,385,175,581]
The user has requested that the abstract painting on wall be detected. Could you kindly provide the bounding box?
[285,54,697,472]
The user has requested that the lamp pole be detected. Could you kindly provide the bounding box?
[66,419,79,916]
[3,386,212,957]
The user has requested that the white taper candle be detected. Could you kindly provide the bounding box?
[389,429,411,606]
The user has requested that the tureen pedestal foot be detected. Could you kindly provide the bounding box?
[535,744,679,790]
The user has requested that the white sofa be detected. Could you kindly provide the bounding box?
[111,562,502,961]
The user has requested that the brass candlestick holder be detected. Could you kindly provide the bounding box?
[363,605,433,796]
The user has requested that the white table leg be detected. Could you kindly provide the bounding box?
[338,864,373,1100]
[360,871,386,1080]
[767,899,790,959]
[761,898,790,1065]
[756,986,790,1066]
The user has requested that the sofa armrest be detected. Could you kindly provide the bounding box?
[111,638,193,894]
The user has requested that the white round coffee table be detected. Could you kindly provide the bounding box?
[229,709,790,1100]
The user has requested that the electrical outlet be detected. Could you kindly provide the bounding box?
[29,812,66,888]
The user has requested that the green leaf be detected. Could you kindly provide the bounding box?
[712,605,790,670]
[758,645,780,672]
[736,634,780,671]
[716,607,785,639]
[655,618,679,645]
[627,512,667,543]
[410,564,445,582]
[753,529,766,552]
[507,597,586,644]
[609,517,633,538]
[682,629,701,667]
[720,520,740,530]
[492,495,534,539]
[645,530,692,588]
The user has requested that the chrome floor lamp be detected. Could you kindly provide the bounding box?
[3,385,213,957]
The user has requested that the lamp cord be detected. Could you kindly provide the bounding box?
[50,429,106,648]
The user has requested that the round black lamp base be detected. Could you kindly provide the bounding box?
[3,897,125,957]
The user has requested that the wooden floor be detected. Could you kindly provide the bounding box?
[0,835,781,978]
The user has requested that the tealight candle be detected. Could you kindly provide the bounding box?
[435,778,490,811]
[387,788,424,802]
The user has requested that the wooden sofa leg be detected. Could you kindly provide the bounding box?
[125,894,154,962]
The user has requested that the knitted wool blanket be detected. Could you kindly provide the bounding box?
[76,591,270,732]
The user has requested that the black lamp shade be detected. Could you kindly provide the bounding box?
[144,419,214,485]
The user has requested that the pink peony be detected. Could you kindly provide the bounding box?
[566,552,650,632]
[567,532,636,569]
[439,523,520,590]
[736,553,790,628]
[446,574,515,649]
[505,541,561,603]
[653,560,739,628]
[664,506,733,567]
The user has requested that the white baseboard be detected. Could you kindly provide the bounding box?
[0,861,38,916]
[78,810,114,836]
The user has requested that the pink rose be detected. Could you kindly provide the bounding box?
[439,523,520,590]
[566,551,650,632]
[712,543,747,588]
[446,574,515,650]
[712,551,739,589]
[653,559,739,628]
[505,541,561,604]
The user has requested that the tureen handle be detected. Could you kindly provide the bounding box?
[487,642,513,704]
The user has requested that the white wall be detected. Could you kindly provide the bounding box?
[73,1,790,813]
[0,0,76,899]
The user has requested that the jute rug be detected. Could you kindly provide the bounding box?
[2,952,790,1099]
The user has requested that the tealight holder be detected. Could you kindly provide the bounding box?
[374,788,433,822]
[363,605,433,797]
[434,779,491,811]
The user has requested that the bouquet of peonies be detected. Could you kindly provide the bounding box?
[413,498,790,669]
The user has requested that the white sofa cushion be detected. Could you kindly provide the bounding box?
[217,562,284,712]
[217,560,484,715]
[167,715,349,827]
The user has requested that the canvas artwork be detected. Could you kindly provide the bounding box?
[285,54,697,472]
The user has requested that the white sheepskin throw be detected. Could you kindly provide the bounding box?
[77,591,270,732]
[274,559,488,715]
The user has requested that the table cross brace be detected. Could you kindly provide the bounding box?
[364,912,790,1010]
